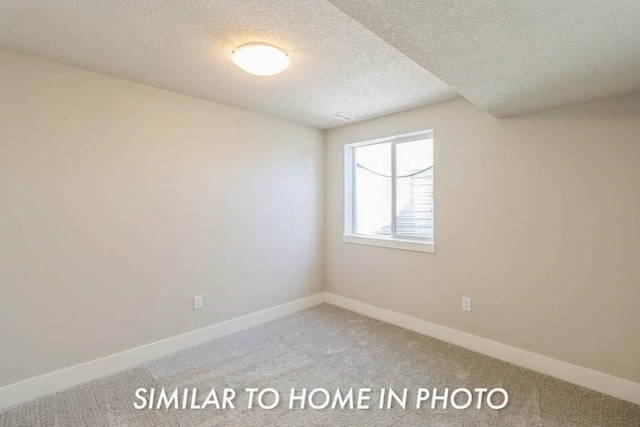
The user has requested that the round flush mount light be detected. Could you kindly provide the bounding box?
[232,43,290,76]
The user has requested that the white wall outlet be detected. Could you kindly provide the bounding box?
[461,297,472,312]
[193,295,203,310]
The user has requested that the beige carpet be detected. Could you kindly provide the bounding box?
[1,304,638,426]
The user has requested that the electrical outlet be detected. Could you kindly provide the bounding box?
[461,297,472,312]
[193,295,203,310]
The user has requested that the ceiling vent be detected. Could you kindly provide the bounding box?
[331,112,355,121]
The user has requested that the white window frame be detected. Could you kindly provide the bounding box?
[343,130,435,253]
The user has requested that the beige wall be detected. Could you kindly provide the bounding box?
[325,94,640,382]
[0,48,324,386]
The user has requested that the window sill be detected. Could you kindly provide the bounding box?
[342,234,435,253]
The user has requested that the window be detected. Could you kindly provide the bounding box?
[344,130,434,253]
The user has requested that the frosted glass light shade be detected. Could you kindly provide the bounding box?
[232,43,290,76]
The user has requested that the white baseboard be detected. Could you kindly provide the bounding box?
[325,292,640,405]
[0,293,325,410]
[3,292,638,410]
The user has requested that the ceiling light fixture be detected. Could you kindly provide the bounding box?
[232,43,290,76]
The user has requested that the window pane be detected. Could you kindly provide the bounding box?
[354,142,391,237]
[395,139,434,240]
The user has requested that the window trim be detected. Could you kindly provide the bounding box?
[344,130,435,254]
[342,234,435,253]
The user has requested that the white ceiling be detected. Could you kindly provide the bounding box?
[0,0,457,129]
[1,1,639,127]
[329,0,640,117]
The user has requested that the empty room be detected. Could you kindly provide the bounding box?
[1,1,639,426]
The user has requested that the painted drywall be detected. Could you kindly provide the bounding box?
[325,94,640,383]
[0,48,324,386]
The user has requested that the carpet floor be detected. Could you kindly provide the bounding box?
[1,304,638,426]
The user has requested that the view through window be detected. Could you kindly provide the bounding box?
[348,132,434,243]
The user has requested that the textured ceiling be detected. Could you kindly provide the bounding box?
[2,1,639,126]
[329,0,640,117]
[0,0,458,129]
